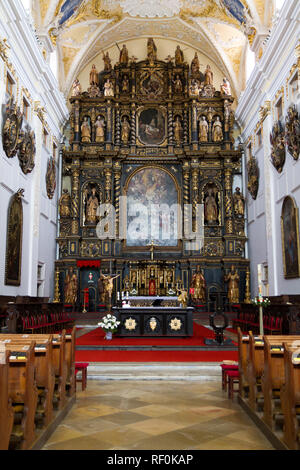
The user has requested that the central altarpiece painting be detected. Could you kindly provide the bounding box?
[56,40,249,316]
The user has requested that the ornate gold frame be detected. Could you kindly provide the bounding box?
[281,195,300,279]
[122,165,182,250]
[136,106,168,147]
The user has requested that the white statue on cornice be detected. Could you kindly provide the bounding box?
[220,77,231,95]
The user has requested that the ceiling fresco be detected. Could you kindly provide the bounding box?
[32,0,275,97]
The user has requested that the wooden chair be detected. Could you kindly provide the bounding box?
[227,370,240,399]
[220,363,238,391]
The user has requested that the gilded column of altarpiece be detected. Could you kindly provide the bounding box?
[55,42,249,309]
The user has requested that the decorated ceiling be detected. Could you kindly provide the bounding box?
[32,0,275,97]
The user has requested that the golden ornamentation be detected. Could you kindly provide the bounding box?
[125,317,137,331]
[0,37,10,61]
[169,317,182,331]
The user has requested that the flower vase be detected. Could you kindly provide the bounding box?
[105,331,113,340]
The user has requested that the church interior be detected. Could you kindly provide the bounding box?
[0,0,300,453]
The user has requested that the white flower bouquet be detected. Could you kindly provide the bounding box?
[98,314,120,333]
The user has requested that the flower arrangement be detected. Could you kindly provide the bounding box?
[251,296,271,307]
[98,314,120,334]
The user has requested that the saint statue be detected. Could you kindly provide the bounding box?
[95,116,105,143]
[175,45,184,65]
[119,44,129,65]
[189,79,200,96]
[221,77,231,95]
[212,116,223,142]
[204,188,218,225]
[64,268,78,305]
[147,38,157,63]
[121,117,130,144]
[71,78,82,97]
[204,65,213,86]
[81,116,91,143]
[89,64,99,86]
[173,75,183,94]
[191,53,200,76]
[85,187,99,225]
[104,79,114,97]
[174,116,182,145]
[199,116,208,142]
[233,187,245,217]
[58,188,71,218]
[121,75,129,93]
[102,52,112,72]
[225,266,240,304]
[123,275,130,293]
[190,267,206,303]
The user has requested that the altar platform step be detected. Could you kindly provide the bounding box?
[85,362,222,381]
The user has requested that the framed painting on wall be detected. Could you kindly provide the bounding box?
[5,189,24,286]
[281,196,300,278]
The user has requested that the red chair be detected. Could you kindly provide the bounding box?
[220,363,239,391]
[227,370,240,399]
[75,363,89,391]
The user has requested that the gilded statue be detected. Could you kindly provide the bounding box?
[199,116,208,142]
[212,116,223,142]
[85,187,99,225]
[191,53,200,76]
[175,45,184,65]
[119,44,129,65]
[270,120,286,173]
[102,52,112,72]
[173,75,183,94]
[220,77,231,96]
[204,65,213,86]
[286,105,300,160]
[121,75,129,93]
[174,116,182,145]
[95,116,105,143]
[147,38,157,63]
[121,117,130,144]
[71,78,82,96]
[100,273,120,306]
[59,189,71,218]
[104,79,114,97]
[204,188,218,225]
[89,64,99,86]
[233,187,245,218]
[81,116,91,143]
[189,79,200,96]
[123,275,130,292]
[64,268,78,305]
[225,266,240,304]
[178,289,188,308]
[190,267,206,303]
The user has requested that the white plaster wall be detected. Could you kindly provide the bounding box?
[0,0,68,299]
[236,0,300,297]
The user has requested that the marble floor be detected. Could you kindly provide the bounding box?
[42,380,274,450]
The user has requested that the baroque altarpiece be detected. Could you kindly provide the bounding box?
[55,40,250,311]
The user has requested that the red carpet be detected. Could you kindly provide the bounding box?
[75,323,238,362]
[76,323,216,346]
[75,349,238,362]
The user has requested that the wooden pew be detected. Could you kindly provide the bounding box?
[65,326,76,398]
[247,331,264,412]
[281,341,300,449]
[0,335,55,427]
[0,349,15,450]
[237,327,250,398]
[0,331,68,410]
[261,336,300,430]
[4,342,38,450]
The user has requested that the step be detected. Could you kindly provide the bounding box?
[83,362,222,382]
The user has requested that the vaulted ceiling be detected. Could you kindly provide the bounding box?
[32,0,275,99]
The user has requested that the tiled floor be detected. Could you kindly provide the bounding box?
[42,380,274,450]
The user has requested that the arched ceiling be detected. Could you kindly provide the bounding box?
[32,0,275,98]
